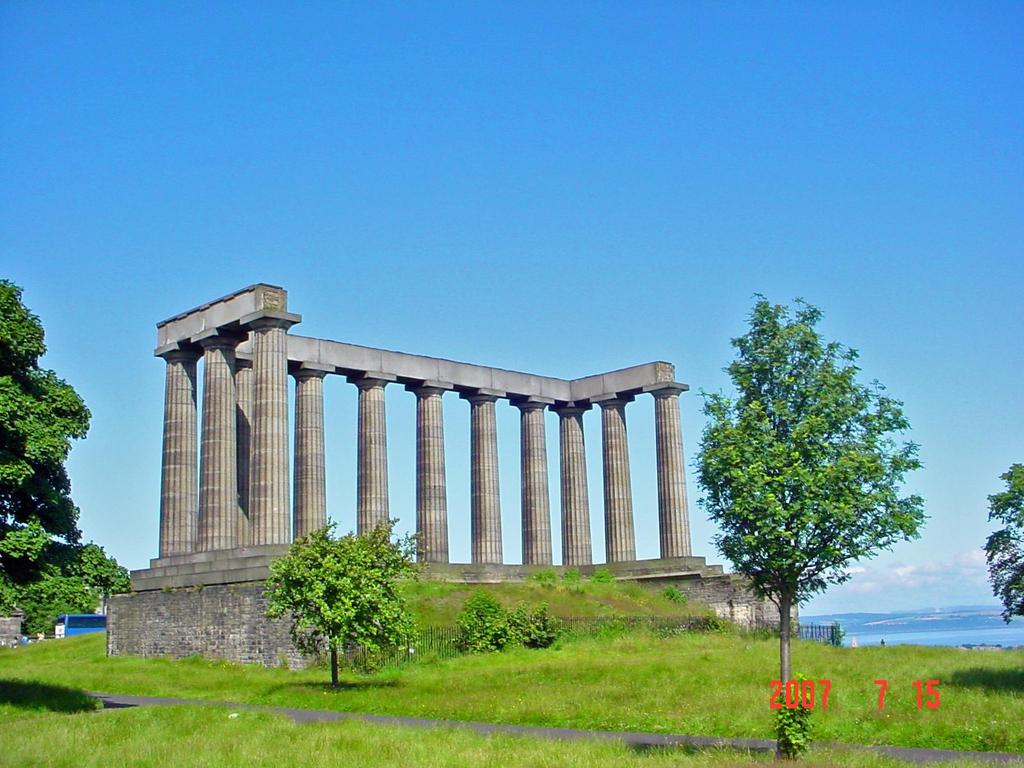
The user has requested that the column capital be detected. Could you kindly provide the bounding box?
[460,388,504,404]
[348,372,396,390]
[513,396,554,413]
[292,362,332,381]
[156,342,201,363]
[644,382,689,398]
[193,329,245,351]
[406,380,452,398]
[594,394,635,409]
[240,309,302,331]
[552,403,592,417]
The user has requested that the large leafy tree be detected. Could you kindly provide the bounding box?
[1,279,90,583]
[265,521,417,686]
[696,297,924,687]
[0,280,127,633]
[984,464,1024,622]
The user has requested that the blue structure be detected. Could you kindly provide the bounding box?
[57,614,106,636]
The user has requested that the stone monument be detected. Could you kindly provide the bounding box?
[108,284,773,666]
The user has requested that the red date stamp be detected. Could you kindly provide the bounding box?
[770,679,940,710]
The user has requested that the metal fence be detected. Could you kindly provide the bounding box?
[344,615,843,670]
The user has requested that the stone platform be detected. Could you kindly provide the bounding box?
[130,547,725,592]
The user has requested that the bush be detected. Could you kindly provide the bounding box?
[508,604,560,649]
[662,585,688,604]
[457,593,561,652]
[590,568,614,583]
[457,592,508,652]
[776,674,813,758]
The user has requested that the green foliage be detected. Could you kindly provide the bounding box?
[529,568,557,585]
[984,463,1024,622]
[0,540,127,633]
[15,570,95,635]
[829,623,846,648]
[662,585,687,604]
[696,297,924,680]
[457,591,508,652]
[8,631,1024,754]
[560,569,581,585]
[456,592,561,652]
[589,568,614,583]
[506,604,560,648]
[265,521,417,679]
[776,675,813,759]
[0,280,91,583]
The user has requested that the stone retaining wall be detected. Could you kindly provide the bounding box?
[107,583,310,668]
[108,567,778,668]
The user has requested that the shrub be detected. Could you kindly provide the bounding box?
[457,592,508,652]
[590,568,614,583]
[776,674,813,759]
[662,585,688,604]
[457,593,561,652]
[508,604,560,649]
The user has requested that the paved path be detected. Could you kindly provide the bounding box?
[87,692,1024,764]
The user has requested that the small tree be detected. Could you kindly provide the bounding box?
[265,520,416,686]
[984,464,1024,622]
[696,298,925,696]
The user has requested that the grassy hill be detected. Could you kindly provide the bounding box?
[401,575,712,625]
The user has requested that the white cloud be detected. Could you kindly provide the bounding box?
[842,548,989,594]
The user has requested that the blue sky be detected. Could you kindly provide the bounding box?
[2,3,1021,614]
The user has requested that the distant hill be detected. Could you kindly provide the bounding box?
[803,606,1018,637]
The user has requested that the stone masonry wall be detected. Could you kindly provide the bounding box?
[0,614,23,648]
[107,583,312,668]
[669,574,786,627]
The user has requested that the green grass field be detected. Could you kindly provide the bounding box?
[5,702,1003,768]
[2,629,1021,757]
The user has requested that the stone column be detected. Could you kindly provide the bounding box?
[293,367,329,540]
[246,314,298,546]
[352,376,390,534]
[555,405,592,566]
[235,359,253,548]
[599,397,636,563]
[411,384,449,563]
[517,401,552,565]
[197,334,240,552]
[464,392,503,564]
[652,386,692,558]
[157,347,200,558]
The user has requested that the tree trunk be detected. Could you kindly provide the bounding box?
[777,590,794,760]
[330,644,339,688]
[779,590,792,684]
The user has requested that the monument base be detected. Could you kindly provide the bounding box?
[110,553,778,668]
